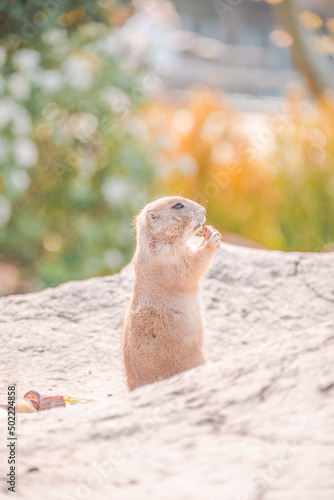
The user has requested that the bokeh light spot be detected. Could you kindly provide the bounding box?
[270,30,294,48]
[264,0,283,4]
[300,11,323,30]
[43,232,63,252]
[172,109,195,136]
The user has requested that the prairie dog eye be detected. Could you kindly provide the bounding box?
[172,203,184,209]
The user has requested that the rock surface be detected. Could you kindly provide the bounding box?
[0,244,334,500]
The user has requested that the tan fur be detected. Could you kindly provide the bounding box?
[122,196,221,390]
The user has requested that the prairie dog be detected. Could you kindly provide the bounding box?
[122,196,221,390]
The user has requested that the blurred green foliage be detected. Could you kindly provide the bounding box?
[1,1,333,296]
[0,0,160,292]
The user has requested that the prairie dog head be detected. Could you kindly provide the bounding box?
[136,196,206,249]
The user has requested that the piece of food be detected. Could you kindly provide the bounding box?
[23,390,43,410]
[15,399,37,413]
[39,395,66,410]
[1,390,104,413]
[202,225,223,241]
[64,394,104,405]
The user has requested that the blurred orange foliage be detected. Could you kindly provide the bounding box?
[142,88,334,251]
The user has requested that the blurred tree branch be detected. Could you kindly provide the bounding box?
[273,0,334,97]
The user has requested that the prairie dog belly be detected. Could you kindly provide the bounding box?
[124,294,205,390]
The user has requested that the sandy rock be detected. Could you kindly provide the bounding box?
[0,243,333,500]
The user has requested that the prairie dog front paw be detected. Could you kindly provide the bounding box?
[203,225,222,250]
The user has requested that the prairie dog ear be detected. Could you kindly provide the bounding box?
[147,210,159,222]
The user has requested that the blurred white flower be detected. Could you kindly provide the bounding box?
[65,113,98,140]
[37,70,63,94]
[100,87,130,113]
[41,28,67,45]
[78,156,97,178]
[11,109,32,135]
[42,103,62,121]
[102,178,129,206]
[0,138,8,161]
[63,54,96,90]
[175,153,198,176]
[119,25,150,67]
[0,99,14,128]
[0,46,6,66]
[7,73,30,100]
[0,98,23,129]
[10,169,31,192]
[104,248,125,269]
[78,113,98,139]
[13,137,39,168]
[97,33,122,56]
[125,116,147,137]
[12,49,40,73]
[0,197,12,226]
[211,142,235,164]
